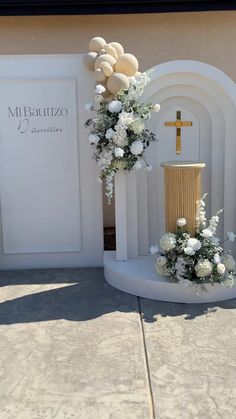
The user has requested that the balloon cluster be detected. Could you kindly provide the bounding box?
[83,36,141,97]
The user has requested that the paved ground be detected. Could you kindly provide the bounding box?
[0,269,236,419]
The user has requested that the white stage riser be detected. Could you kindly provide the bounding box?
[104,252,236,304]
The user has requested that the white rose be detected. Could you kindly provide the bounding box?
[217,263,226,275]
[114,147,124,158]
[195,259,213,278]
[149,245,159,255]
[184,247,195,256]
[156,256,167,267]
[160,233,176,252]
[113,127,128,147]
[130,140,144,156]
[95,84,106,94]
[119,111,134,126]
[133,160,142,170]
[187,238,201,252]
[108,100,122,113]
[227,232,236,242]
[88,133,100,145]
[222,254,236,271]
[176,218,187,227]
[105,128,115,140]
[153,103,161,113]
[201,228,213,238]
[213,253,221,264]
[130,119,145,134]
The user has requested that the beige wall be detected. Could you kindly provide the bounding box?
[0,12,235,79]
[0,11,235,227]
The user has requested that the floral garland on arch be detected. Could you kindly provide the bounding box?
[150,194,236,291]
[85,74,159,202]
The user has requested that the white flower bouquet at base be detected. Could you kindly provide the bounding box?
[151,194,236,290]
[85,73,159,202]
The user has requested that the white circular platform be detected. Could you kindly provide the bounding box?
[104,251,236,304]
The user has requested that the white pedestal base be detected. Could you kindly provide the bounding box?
[104,251,236,304]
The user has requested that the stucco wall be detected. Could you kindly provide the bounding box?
[0,12,235,78]
[0,11,235,227]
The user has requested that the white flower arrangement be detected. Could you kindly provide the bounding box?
[85,73,159,202]
[176,217,187,227]
[151,194,236,290]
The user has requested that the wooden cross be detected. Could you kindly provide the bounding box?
[164,111,193,155]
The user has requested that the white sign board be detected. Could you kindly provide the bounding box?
[0,55,103,269]
[0,80,81,254]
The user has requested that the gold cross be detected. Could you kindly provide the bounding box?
[164,111,193,154]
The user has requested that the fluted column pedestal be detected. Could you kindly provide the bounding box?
[162,162,205,236]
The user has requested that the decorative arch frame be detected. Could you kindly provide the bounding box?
[104,60,236,303]
[142,60,236,244]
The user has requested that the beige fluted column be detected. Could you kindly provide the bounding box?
[161,162,205,236]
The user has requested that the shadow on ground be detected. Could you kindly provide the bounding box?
[0,268,236,325]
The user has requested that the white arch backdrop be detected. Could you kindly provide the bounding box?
[143,60,236,251]
[104,60,236,303]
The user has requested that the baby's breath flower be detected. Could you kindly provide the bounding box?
[108,100,122,113]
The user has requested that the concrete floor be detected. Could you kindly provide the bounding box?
[0,269,236,419]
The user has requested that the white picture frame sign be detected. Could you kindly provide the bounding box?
[0,55,103,268]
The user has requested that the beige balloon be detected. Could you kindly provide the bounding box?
[110,42,124,57]
[107,72,130,94]
[95,54,116,70]
[89,37,106,52]
[104,44,117,59]
[116,53,139,76]
[83,52,98,71]
[95,68,107,83]
[98,48,106,56]
[101,62,113,77]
